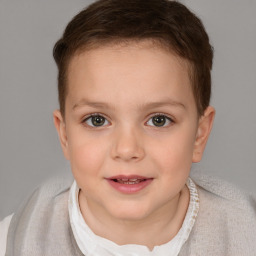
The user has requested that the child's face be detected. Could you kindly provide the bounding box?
[54,41,214,222]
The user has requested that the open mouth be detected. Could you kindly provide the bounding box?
[106,175,153,193]
[112,178,147,184]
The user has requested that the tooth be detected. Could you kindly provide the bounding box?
[114,178,145,184]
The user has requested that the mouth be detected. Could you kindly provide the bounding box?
[106,175,153,194]
[112,178,148,184]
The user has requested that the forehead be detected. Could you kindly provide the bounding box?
[68,40,192,83]
[66,41,196,113]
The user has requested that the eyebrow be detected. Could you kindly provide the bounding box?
[73,100,113,110]
[72,98,186,111]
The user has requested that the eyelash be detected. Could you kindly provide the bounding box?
[82,113,174,128]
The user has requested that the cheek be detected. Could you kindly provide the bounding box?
[150,128,196,175]
[67,134,108,177]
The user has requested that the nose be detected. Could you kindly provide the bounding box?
[111,126,145,162]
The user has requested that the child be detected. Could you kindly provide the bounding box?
[1,0,255,255]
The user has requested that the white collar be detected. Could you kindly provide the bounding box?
[68,178,199,256]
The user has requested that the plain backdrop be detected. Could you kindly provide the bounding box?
[0,0,256,219]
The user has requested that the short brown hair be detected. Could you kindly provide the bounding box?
[53,0,213,117]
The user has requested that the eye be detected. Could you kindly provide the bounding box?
[83,114,109,127]
[146,114,173,127]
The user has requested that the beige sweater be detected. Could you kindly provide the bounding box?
[5,171,256,255]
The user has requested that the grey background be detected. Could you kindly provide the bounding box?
[0,0,255,219]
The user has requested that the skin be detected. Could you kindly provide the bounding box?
[54,41,215,250]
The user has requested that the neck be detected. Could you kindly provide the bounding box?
[79,185,189,250]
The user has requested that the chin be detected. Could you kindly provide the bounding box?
[108,204,152,222]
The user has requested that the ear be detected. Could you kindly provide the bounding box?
[192,106,215,163]
[53,110,70,160]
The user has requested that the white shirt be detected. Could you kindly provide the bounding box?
[0,178,199,256]
[0,214,13,255]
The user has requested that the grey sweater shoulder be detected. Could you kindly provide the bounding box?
[180,170,256,255]
[5,175,84,256]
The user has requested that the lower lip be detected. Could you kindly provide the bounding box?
[106,179,153,194]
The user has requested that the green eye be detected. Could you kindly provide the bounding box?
[147,115,172,127]
[84,115,109,127]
